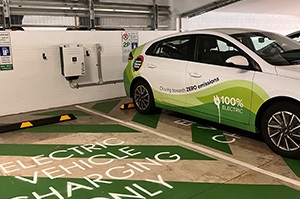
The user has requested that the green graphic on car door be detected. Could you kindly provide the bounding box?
[152,80,270,131]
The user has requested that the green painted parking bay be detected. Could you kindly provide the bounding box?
[0,99,299,198]
[1,176,299,199]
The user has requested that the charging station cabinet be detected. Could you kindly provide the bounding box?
[60,44,85,80]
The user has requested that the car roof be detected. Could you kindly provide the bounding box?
[286,30,300,38]
[186,28,266,35]
[145,28,274,46]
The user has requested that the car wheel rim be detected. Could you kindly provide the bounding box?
[267,111,300,152]
[134,85,150,111]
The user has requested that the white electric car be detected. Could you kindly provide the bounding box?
[123,28,300,158]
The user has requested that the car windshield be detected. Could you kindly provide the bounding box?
[231,32,300,66]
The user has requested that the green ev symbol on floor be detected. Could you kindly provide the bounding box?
[192,123,240,155]
[212,132,241,144]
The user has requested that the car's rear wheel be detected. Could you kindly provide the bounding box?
[261,102,300,158]
[132,80,156,114]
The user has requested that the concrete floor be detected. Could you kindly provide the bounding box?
[0,97,299,199]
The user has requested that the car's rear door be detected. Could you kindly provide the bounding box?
[185,34,256,125]
[143,35,193,108]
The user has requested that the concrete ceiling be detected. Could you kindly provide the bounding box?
[172,0,217,15]
[216,0,300,16]
[172,0,300,18]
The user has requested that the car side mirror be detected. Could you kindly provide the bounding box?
[225,55,249,67]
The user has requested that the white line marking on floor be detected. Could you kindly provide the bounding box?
[75,105,300,187]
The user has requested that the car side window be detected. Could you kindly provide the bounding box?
[250,36,276,51]
[146,36,191,61]
[289,33,300,42]
[195,35,245,67]
[293,36,300,42]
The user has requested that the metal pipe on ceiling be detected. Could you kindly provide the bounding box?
[89,0,95,29]
[1,0,171,30]
[2,0,11,29]
[180,0,243,18]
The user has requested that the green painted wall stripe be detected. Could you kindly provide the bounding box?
[92,99,122,114]
[0,144,214,160]
[16,124,139,133]
[132,110,161,129]
[1,176,299,199]
[283,157,300,178]
[192,124,232,155]
[34,110,91,116]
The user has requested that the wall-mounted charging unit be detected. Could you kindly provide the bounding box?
[60,44,85,80]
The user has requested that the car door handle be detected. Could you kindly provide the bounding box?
[147,64,157,68]
[189,72,202,78]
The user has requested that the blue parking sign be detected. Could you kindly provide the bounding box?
[131,42,138,49]
[0,46,10,56]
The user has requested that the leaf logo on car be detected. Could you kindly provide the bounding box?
[214,95,221,123]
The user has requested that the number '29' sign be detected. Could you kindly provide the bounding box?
[122,32,139,62]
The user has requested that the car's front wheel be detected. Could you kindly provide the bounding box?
[132,80,156,114]
[261,101,300,158]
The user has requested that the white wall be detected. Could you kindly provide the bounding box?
[182,12,300,35]
[0,30,175,117]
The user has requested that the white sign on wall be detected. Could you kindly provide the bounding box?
[121,32,139,62]
[0,32,13,71]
